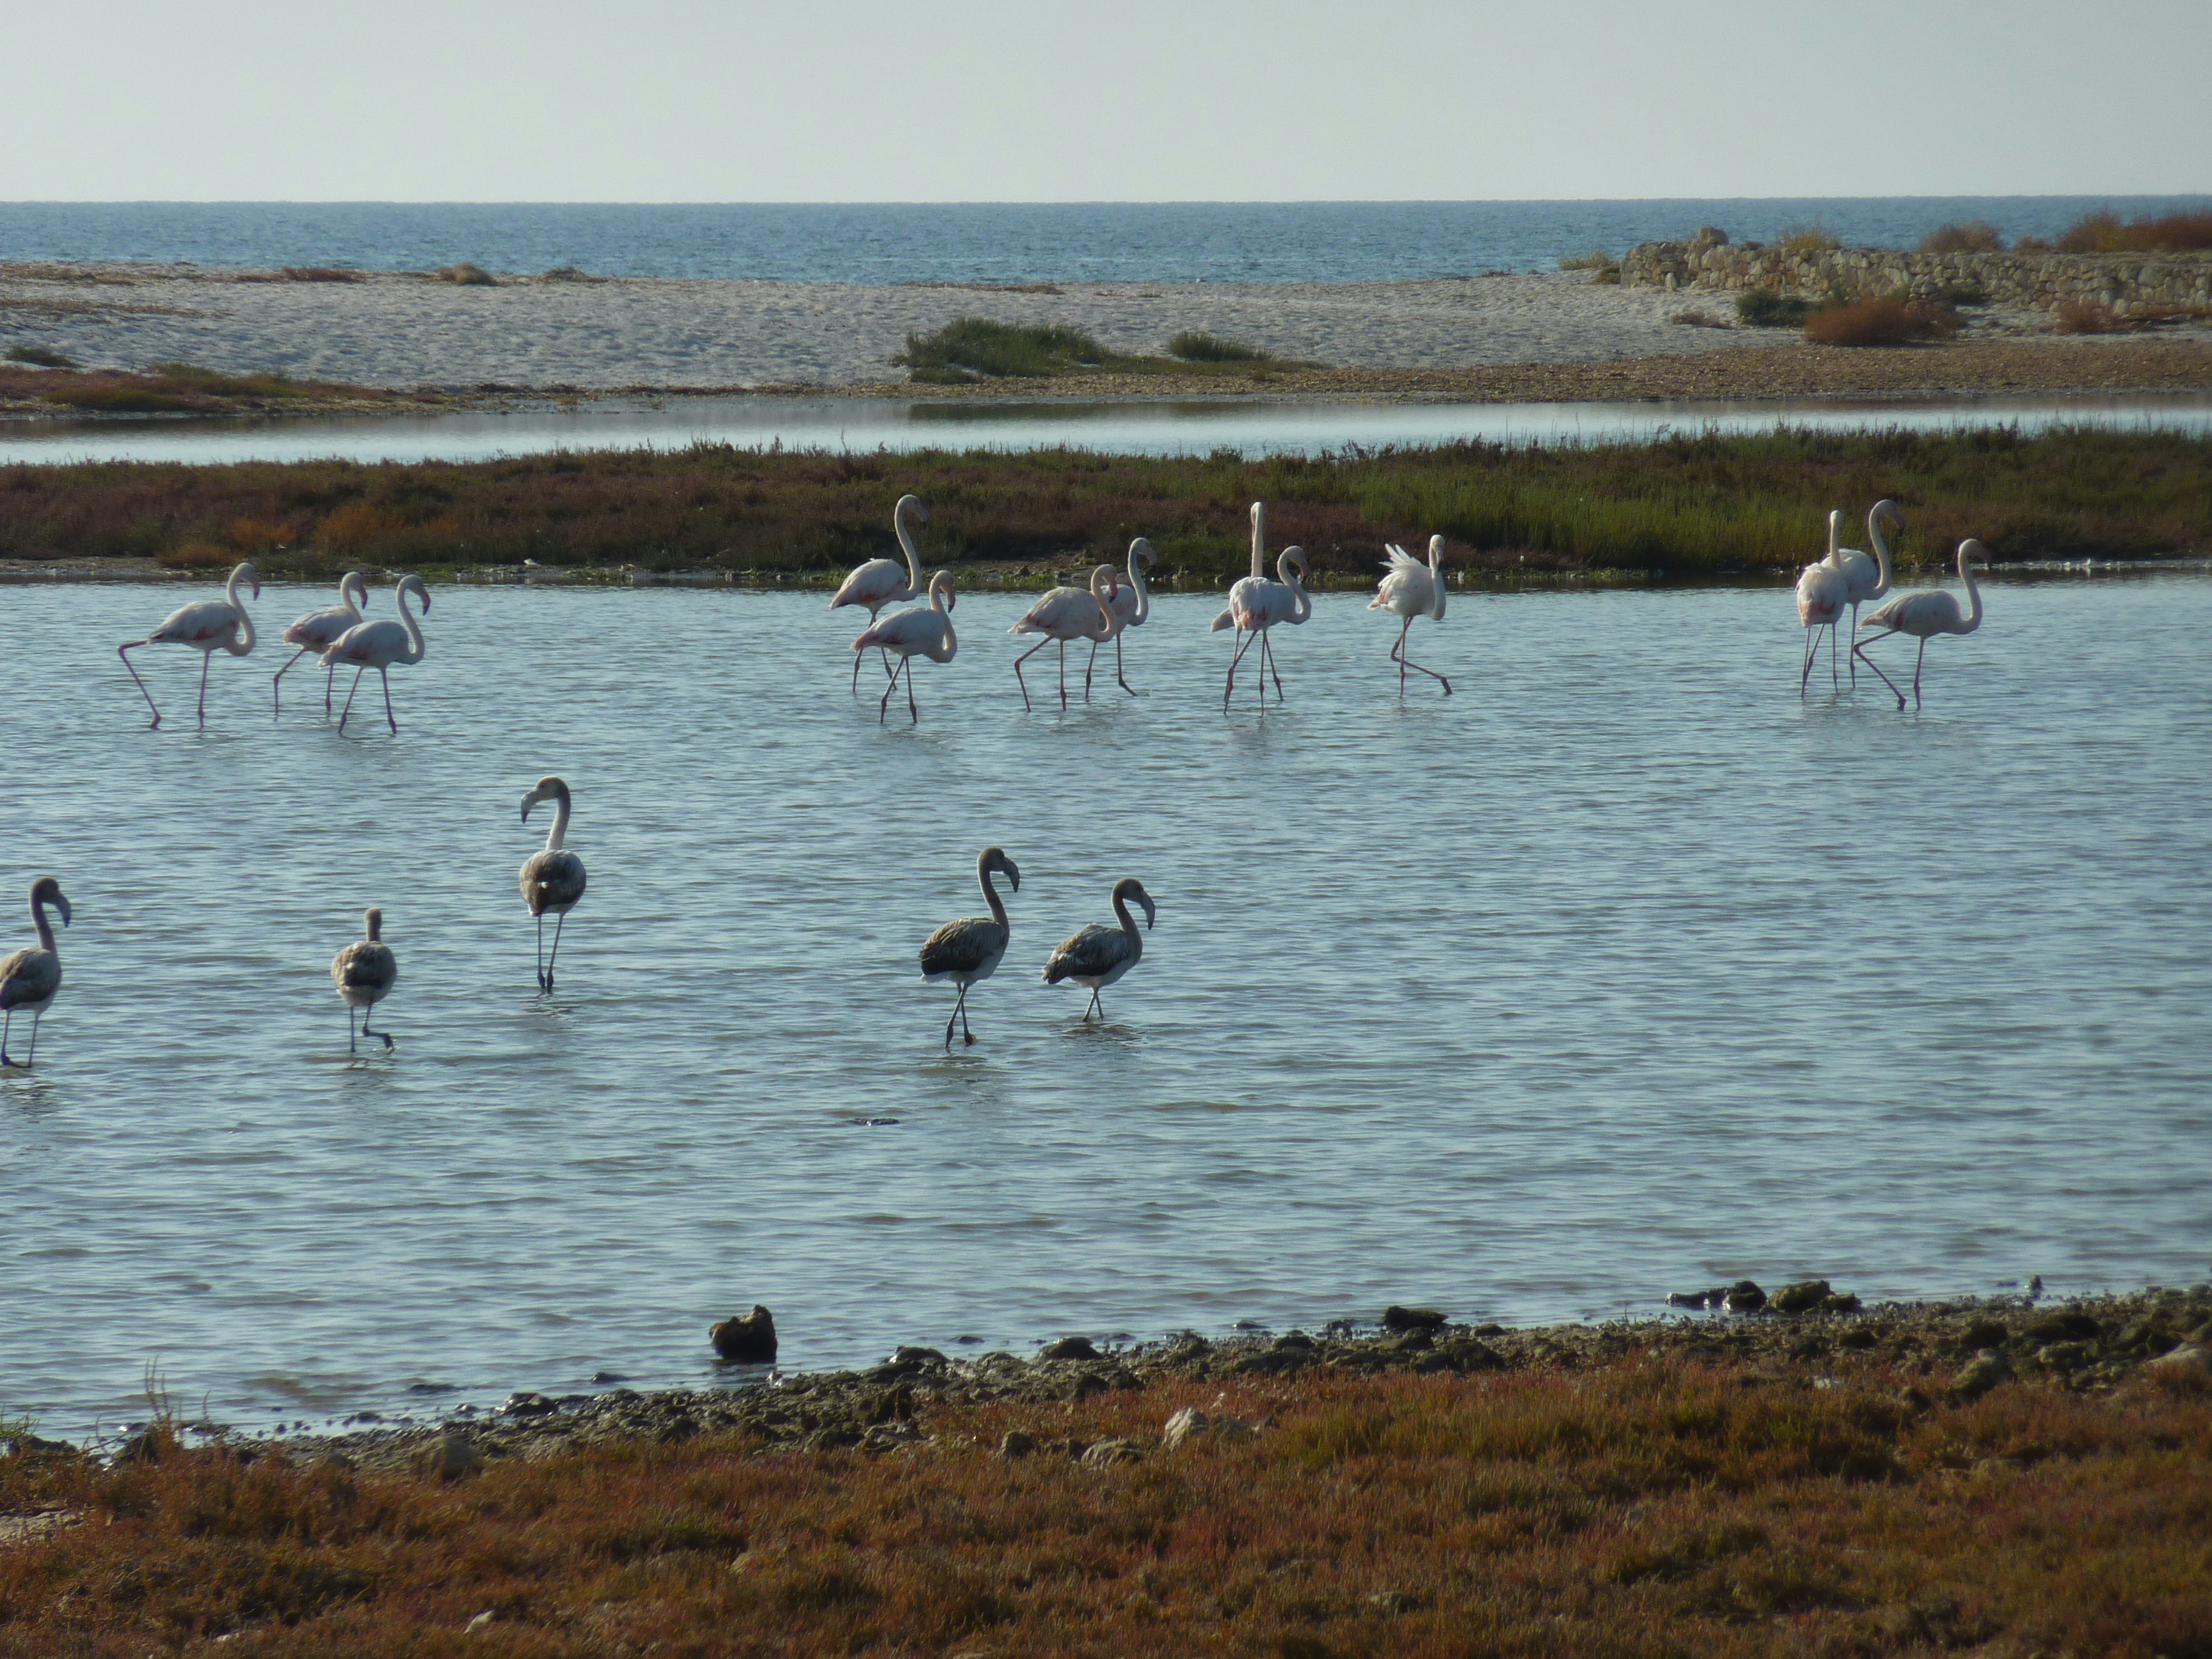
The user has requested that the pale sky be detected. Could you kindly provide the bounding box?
[7,0,2208,202]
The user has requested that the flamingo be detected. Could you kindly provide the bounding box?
[1086,537,1156,698]
[1042,877,1156,1022]
[920,846,1019,1048]
[1008,565,1119,711]
[322,574,431,735]
[851,569,956,725]
[0,877,71,1068]
[1209,502,1310,709]
[1854,539,1986,709]
[831,494,929,691]
[272,570,371,716]
[520,776,588,992]
[330,906,397,1054]
[1834,498,1902,684]
[1370,534,1452,695]
[118,560,260,729]
[1796,512,1848,696]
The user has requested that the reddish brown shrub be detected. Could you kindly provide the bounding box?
[2057,301,2129,335]
[2056,209,2212,254]
[1804,297,1959,347]
[1919,220,2003,253]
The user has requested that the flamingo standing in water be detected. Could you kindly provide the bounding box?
[118,561,260,729]
[831,494,929,691]
[322,574,431,734]
[519,776,588,992]
[0,877,71,1068]
[919,846,1019,1048]
[272,570,370,715]
[1370,534,1452,695]
[1009,565,1118,711]
[1796,512,1848,696]
[1210,501,1311,709]
[330,907,398,1054]
[1834,498,1901,683]
[1087,537,1156,698]
[1854,539,1986,709]
[852,569,957,724]
[1042,877,1156,1022]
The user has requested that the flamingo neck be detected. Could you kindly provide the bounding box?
[1866,506,1895,598]
[395,581,427,663]
[980,862,1008,930]
[1278,551,1312,623]
[223,568,257,656]
[32,896,58,956]
[1125,548,1151,627]
[1087,569,1117,640]
[1428,538,1447,620]
[896,499,925,594]
[1954,550,1983,634]
[1827,511,1842,569]
[1111,888,1140,942]
[544,792,571,853]
[1250,504,1265,580]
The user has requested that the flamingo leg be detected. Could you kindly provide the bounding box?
[535,911,547,990]
[1393,622,1452,694]
[1114,632,1136,697]
[1013,637,1053,712]
[1085,987,1102,1022]
[1848,603,1860,683]
[961,986,976,1046]
[380,667,398,734]
[850,636,866,694]
[1059,638,1071,711]
[1911,638,1928,708]
[1262,629,1284,700]
[1828,620,1839,688]
[1800,629,1820,697]
[1395,617,1410,696]
[272,646,310,714]
[196,650,213,728]
[1085,638,1099,701]
[1224,627,1256,709]
[337,668,365,732]
[877,656,902,723]
[1852,629,1908,709]
[118,641,162,728]
[905,656,920,723]
[546,911,568,993]
[360,1008,393,1051]
[1,1008,14,1065]
[347,1005,357,1056]
[325,660,337,714]
[24,1011,36,1066]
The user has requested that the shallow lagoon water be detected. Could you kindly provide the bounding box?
[2,577,2209,1436]
[5,392,2212,469]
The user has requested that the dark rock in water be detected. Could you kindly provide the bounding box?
[891,1346,948,1367]
[1473,1322,1507,1336]
[1823,1293,1862,1313]
[1040,1336,1100,1361]
[1273,1331,1316,1352]
[1770,1279,1832,1314]
[710,1305,778,1364]
[501,1392,558,1418]
[1665,1290,1711,1308]
[1382,1305,1447,1332]
[998,1430,1037,1460]
[589,1371,629,1386]
[1948,1348,2013,1401]
[2026,1274,2044,1301]
[1724,1280,1767,1313]
[2025,1309,2100,1343]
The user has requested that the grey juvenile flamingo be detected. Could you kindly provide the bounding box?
[1042,877,1156,1022]
[920,846,1019,1049]
[520,776,588,992]
[331,907,398,1053]
[1,877,72,1067]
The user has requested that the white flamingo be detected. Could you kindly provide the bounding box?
[1087,537,1156,699]
[322,574,431,735]
[1370,534,1452,695]
[1835,498,1901,684]
[1796,512,1848,696]
[0,877,71,1068]
[1210,503,1310,709]
[852,569,957,725]
[920,846,1019,1049]
[118,560,260,729]
[1042,877,1156,1022]
[519,776,588,993]
[1008,565,1119,711]
[831,494,929,691]
[330,906,398,1054]
[1854,539,1986,709]
[272,570,370,716]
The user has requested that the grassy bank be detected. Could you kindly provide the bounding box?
[4,1290,2208,1657]
[4,427,2207,589]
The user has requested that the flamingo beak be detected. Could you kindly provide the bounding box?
[57,896,72,928]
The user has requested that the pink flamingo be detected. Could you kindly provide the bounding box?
[1209,501,1310,709]
[852,569,957,724]
[321,574,431,735]
[118,561,260,729]
[1370,534,1451,695]
[272,570,370,715]
[1854,539,1986,709]
[1795,511,1848,696]
[1008,565,1119,711]
[830,494,928,691]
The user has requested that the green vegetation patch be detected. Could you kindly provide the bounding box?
[5,344,79,369]
[894,317,1297,383]
[1737,290,1811,328]
[1167,331,1272,363]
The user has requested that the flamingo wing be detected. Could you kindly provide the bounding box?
[520,850,588,915]
[152,599,243,646]
[331,940,397,996]
[1042,923,1130,985]
[0,947,59,1010]
[921,918,1007,979]
[833,558,908,610]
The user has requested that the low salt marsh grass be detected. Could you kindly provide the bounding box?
[1166,331,1273,363]
[894,318,1295,383]
[15,362,334,414]
[2,1358,2206,1656]
[4,428,2207,583]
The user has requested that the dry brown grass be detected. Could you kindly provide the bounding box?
[2056,209,2212,255]
[1803,297,1959,348]
[1918,221,2004,254]
[3,1356,2207,1657]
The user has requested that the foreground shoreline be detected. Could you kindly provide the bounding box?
[6,1286,2208,1655]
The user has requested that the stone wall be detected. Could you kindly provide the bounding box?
[1620,236,2212,315]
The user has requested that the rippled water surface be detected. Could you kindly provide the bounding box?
[4,578,2209,1435]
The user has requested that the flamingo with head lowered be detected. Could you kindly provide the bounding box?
[831,494,929,691]
[1210,502,1310,709]
[1854,539,1986,709]
[1370,534,1451,695]
[1796,512,1848,697]
[273,570,370,715]
[118,560,260,729]
[853,569,957,724]
[1009,565,1118,711]
[1087,537,1156,698]
[322,574,431,734]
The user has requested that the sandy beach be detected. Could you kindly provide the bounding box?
[10,259,2211,402]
